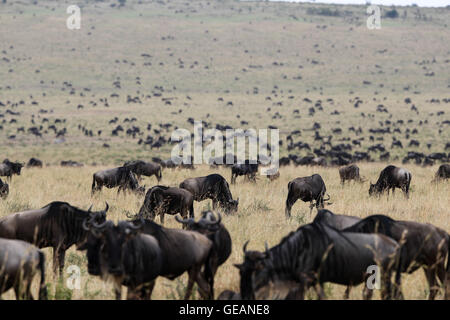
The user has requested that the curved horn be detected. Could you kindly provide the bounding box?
[323,193,331,201]
[82,217,91,231]
[104,202,109,213]
[243,240,250,253]
[175,215,190,224]
[91,219,108,230]
[129,218,144,230]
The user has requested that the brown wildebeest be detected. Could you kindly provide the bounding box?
[433,164,450,182]
[0,201,108,276]
[0,238,48,300]
[124,160,162,182]
[0,160,23,182]
[92,166,145,196]
[343,215,450,300]
[0,178,9,199]
[81,219,213,300]
[369,165,412,198]
[339,164,365,185]
[179,174,239,214]
[137,186,194,225]
[285,174,330,218]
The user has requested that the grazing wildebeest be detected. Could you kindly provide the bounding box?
[285,174,330,218]
[175,211,232,298]
[179,174,239,214]
[60,160,83,167]
[0,160,23,182]
[81,218,213,300]
[343,215,450,300]
[266,169,280,181]
[92,166,145,196]
[231,161,258,184]
[369,165,412,198]
[339,164,365,185]
[137,186,194,224]
[0,238,48,300]
[0,201,108,276]
[27,158,43,168]
[433,164,450,182]
[235,222,400,300]
[124,160,162,182]
[0,178,9,199]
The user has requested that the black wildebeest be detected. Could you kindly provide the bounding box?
[343,215,450,300]
[339,164,365,185]
[0,159,23,182]
[231,161,258,184]
[175,211,232,298]
[235,222,400,300]
[92,166,145,196]
[137,186,194,224]
[313,209,361,230]
[433,164,450,182]
[0,201,108,276]
[0,238,48,300]
[0,178,9,199]
[124,160,162,182]
[82,218,213,300]
[285,174,330,218]
[369,165,412,198]
[179,174,239,214]
[27,158,43,168]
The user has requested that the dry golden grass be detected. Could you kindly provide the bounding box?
[0,162,448,300]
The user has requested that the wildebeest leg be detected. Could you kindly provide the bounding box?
[144,281,156,300]
[212,199,218,210]
[160,212,165,225]
[343,286,351,299]
[184,269,196,300]
[285,196,297,219]
[424,268,438,300]
[52,246,65,277]
[195,270,212,300]
[314,284,326,300]
[114,284,122,300]
[231,173,236,184]
[363,286,374,300]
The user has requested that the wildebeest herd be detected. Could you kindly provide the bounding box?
[0,158,449,300]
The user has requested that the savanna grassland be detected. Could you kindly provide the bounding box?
[0,0,449,300]
[0,163,449,300]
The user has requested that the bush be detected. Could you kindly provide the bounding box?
[384,9,399,18]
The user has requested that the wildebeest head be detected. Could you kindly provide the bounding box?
[0,179,8,199]
[233,241,268,300]
[175,211,222,233]
[84,219,144,276]
[369,182,382,196]
[224,198,239,214]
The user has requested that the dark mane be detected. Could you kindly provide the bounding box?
[343,214,396,237]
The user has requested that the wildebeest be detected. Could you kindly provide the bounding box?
[137,186,194,224]
[0,201,108,276]
[0,178,9,199]
[82,218,214,300]
[0,238,48,300]
[92,166,145,196]
[179,174,239,214]
[343,215,450,300]
[175,211,232,298]
[369,165,412,198]
[433,164,450,182]
[0,159,23,182]
[60,160,83,167]
[313,209,361,230]
[27,158,43,168]
[231,161,258,184]
[124,160,162,182]
[339,164,365,185]
[235,222,400,300]
[285,174,330,218]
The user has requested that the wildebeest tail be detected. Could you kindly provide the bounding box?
[38,250,48,300]
[204,250,215,299]
[445,236,450,299]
